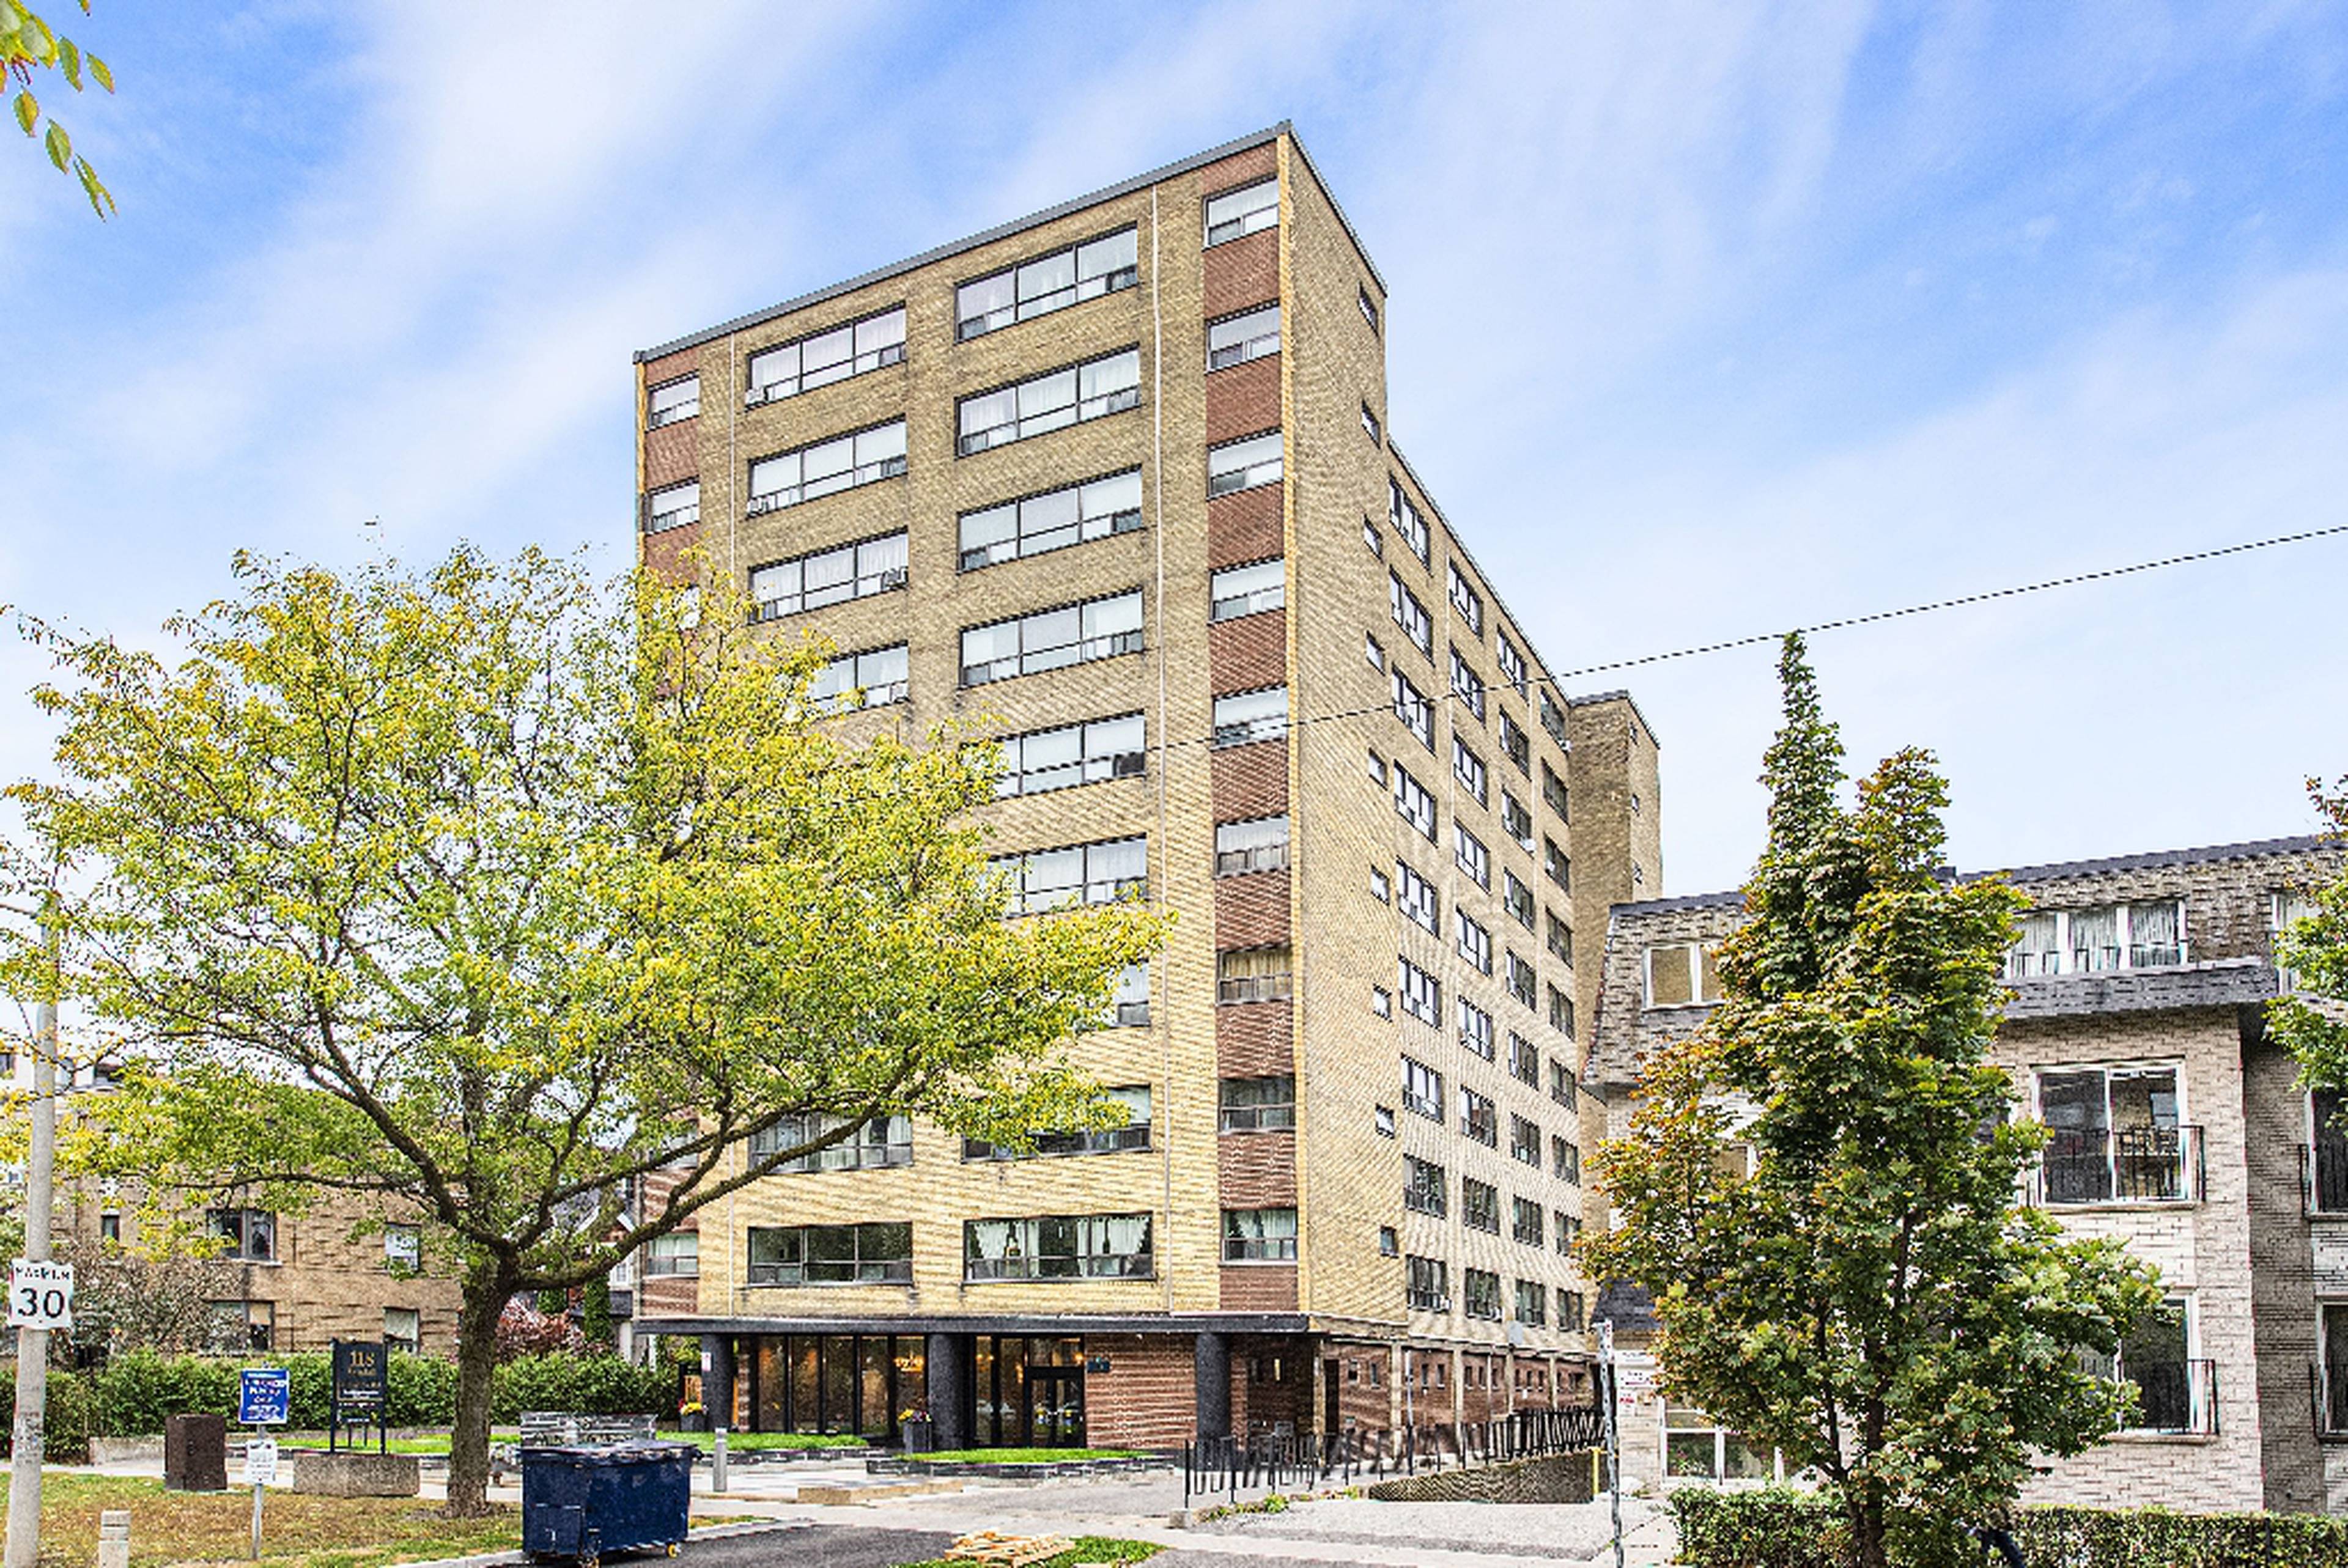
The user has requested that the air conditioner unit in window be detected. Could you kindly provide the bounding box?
[1112,753,1146,778]
[877,567,909,591]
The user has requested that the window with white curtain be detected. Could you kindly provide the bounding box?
[1208,431,1284,496]
[1213,686,1288,748]
[958,227,1137,340]
[2004,901,2188,979]
[1208,303,1280,369]
[647,375,700,428]
[958,349,1140,454]
[750,532,907,621]
[811,644,908,712]
[745,306,906,405]
[1222,1207,1297,1262]
[748,421,907,513]
[959,469,1143,571]
[961,591,1143,686]
[643,480,699,533]
[1204,179,1278,246]
[1211,559,1286,621]
[965,1214,1154,1280]
[991,836,1148,914]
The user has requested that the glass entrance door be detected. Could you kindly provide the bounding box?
[1025,1368,1085,1448]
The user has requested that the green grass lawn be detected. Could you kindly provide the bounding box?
[0,1472,518,1568]
[912,1447,1144,1464]
[893,1537,1160,1568]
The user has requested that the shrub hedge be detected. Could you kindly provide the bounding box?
[0,1367,92,1462]
[5,1351,669,1443]
[1671,1487,2348,1568]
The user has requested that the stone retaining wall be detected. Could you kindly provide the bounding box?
[1364,1451,1600,1505]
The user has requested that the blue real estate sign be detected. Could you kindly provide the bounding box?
[238,1366,291,1427]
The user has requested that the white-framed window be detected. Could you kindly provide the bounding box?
[1448,564,1485,636]
[2277,888,2323,992]
[966,1086,1153,1159]
[1375,1105,1398,1138]
[1214,814,1289,877]
[1393,765,1438,842]
[1368,749,1389,787]
[959,469,1143,571]
[1109,963,1151,1028]
[1496,633,1527,694]
[383,1224,421,1272]
[1397,860,1439,935]
[1362,403,1382,444]
[961,591,1143,686]
[1390,572,1433,656]
[1365,632,1386,671]
[1208,303,1280,369]
[1372,986,1393,1018]
[1205,178,1279,246]
[1463,1094,1499,1150]
[1398,958,1442,1026]
[748,420,907,513]
[991,836,1148,915]
[811,644,908,711]
[750,532,907,622]
[1505,950,1538,1009]
[1459,998,1496,1060]
[642,480,700,534]
[1663,1399,1781,1483]
[1464,1268,1501,1322]
[1453,738,1488,806]
[209,1208,276,1264]
[1362,515,1384,557]
[1369,866,1391,904]
[995,713,1146,797]
[1401,1057,1444,1121]
[746,306,906,404]
[382,1306,421,1356]
[1392,669,1435,751]
[958,227,1137,340]
[1450,647,1487,721]
[2033,1062,2195,1205]
[1643,942,1721,1007]
[2006,900,2187,979]
[1503,870,1535,930]
[1213,686,1289,748]
[1211,558,1286,622]
[644,1232,700,1278]
[1455,824,1491,889]
[2085,1294,2210,1435]
[1501,790,1533,849]
[1388,479,1430,564]
[1457,911,1494,975]
[1208,430,1284,497]
[959,348,1141,455]
[1222,1207,1298,1262]
[647,374,700,429]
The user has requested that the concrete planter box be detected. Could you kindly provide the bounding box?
[865,1454,1166,1479]
[89,1437,164,1466]
[286,1449,422,1498]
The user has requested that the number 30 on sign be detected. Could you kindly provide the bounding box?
[10,1259,73,1330]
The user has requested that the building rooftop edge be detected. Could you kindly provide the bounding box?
[636,120,1383,365]
[1609,833,2337,917]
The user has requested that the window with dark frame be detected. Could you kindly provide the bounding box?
[958,228,1138,340]
[746,306,907,404]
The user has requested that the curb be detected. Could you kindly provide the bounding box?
[378,1516,806,1568]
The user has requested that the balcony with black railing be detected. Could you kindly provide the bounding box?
[2031,1125,2203,1207]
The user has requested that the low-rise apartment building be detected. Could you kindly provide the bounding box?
[627,123,1658,1451]
[1587,834,2347,1512]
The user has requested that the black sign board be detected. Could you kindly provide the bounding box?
[328,1339,389,1453]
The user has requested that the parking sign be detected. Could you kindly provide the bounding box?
[238,1367,292,1427]
[9,1259,73,1330]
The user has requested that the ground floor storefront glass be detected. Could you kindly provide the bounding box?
[747,1333,925,1441]
[974,1333,1085,1448]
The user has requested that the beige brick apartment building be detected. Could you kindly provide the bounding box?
[627,124,1659,1451]
[1587,835,2348,1513]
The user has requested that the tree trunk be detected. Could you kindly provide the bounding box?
[444,1278,513,1517]
[1851,1490,1889,1568]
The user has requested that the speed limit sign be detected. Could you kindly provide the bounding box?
[10,1259,73,1330]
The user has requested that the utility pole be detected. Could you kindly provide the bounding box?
[5,916,60,1568]
[1599,1319,1624,1568]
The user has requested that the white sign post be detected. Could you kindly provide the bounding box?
[7,1261,73,1332]
[1598,1320,1625,1568]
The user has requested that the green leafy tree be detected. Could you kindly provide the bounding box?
[0,545,1163,1512]
[2272,775,2348,1081]
[4,1,116,216]
[1584,635,2160,1568]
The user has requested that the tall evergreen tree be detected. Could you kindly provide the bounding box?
[1586,635,2160,1568]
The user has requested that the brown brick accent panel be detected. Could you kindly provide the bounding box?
[1218,1128,1297,1207]
[1366,1453,1599,1504]
[1198,144,1277,192]
[1216,999,1293,1078]
[643,419,697,488]
[1203,229,1278,321]
[1209,608,1287,696]
[1082,1333,1197,1450]
[1206,484,1283,570]
[640,346,697,387]
[1220,1264,1299,1311]
[1215,867,1290,949]
[638,1274,698,1316]
[641,522,704,584]
[1328,1344,1392,1432]
[1210,737,1287,819]
[1228,1334,1307,1434]
[1205,356,1280,447]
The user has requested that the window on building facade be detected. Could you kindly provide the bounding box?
[1540,689,1570,748]
[1463,1092,1499,1150]
[995,713,1146,797]
[991,836,1148,914]
[1359,285,1381,333]
[1108,962,1151,1028]
[1548,985,1576,1037]
[1372,986,1393,1018]
[383,1306,422,1355]
[1389,572,1433,655]
[1368,749,1389,787]
[748,1222,914,1286]
[1496,633,1527,694]
[644,1232,699,1277]
[1457,911,1494,975]
[384,1224,421,1272]
[1515,1278,1548,1326]
[1220,1074,1296,1132]
[1502,870,1535,931]
[747,307,907,403]
[1388,480,1430,564]
[1513,1198,1545,1247]
[965,1086,1152,1160]
[1550,1059,1578,1110]
[750,532,908,621]
[1447,564,1484,636]
[1450,649,1486,721]
[2083,1296,2203,1434]
[1378,1226,1399,1257]
[1390,669,1435,751]
[1463,1177,1501,1232]
[1497,712,1530,775]
[1645,942,1722,1007]
[1365,631,1387,672]
[1406,1254,1450,1311]
[1393,765,1438,842]
[1544,839,1571,893]
[1464,1267,1502,1319]
[1362,404,1382,444]
[1459,998,1496,1061]
[1505,951,1538,1009]
[209,1208,276,1264]
[1456,825,1491,889]
[959,350,1140,455]
[2006,900,2187,979]
[209,1300,274,1352]
[1369,865,1391,904]
[958,229,1137,340]
[643,479,699,534]
[1541,762,1569,821]
[647,375,700,428]
[1553,1135,1582,1185]
[959,469,1143,570]
[1510,1033,1540,1089]
[812,644,909,711]
[1362,515,1383,557]
[1375,1105,1397,1138]
[1510,1115,1542,1168]
[1207,302,1280,369]
[1213,686,1290,748]
[965,1213,1153,1281]
[1217,945,1294,1006]
[1557,1289,1587,1332]
[748,420,907,512]
[1214,814,1289,877]
[1397,859,1439,935]
[1453,738,1489,806]
[1403,1056,1445,1121]
[1501,792,1533,851]
[961,591,1143,686]
[1555,1210,1579,1254]
[1398,957,1442,1025]
[753,1113,914,1172]
[1211,558,1286,621]
[1208,430,1283,496]
[1546,910,1573,966]
[1223,1207,1298,1262]
[2035,1063,2191,1205]
[1205,179,1279,245]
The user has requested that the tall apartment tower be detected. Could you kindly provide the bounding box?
[630,123,1659,1452]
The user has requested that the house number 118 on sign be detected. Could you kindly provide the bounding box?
[9,1259,73,1330]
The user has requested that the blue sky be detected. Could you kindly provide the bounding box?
[3,1,2345,894]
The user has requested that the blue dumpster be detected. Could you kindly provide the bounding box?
[520,1441,695,1563]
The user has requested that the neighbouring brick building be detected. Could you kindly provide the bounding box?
[626,123,1658,1451]
[1586,834,2347,1512]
